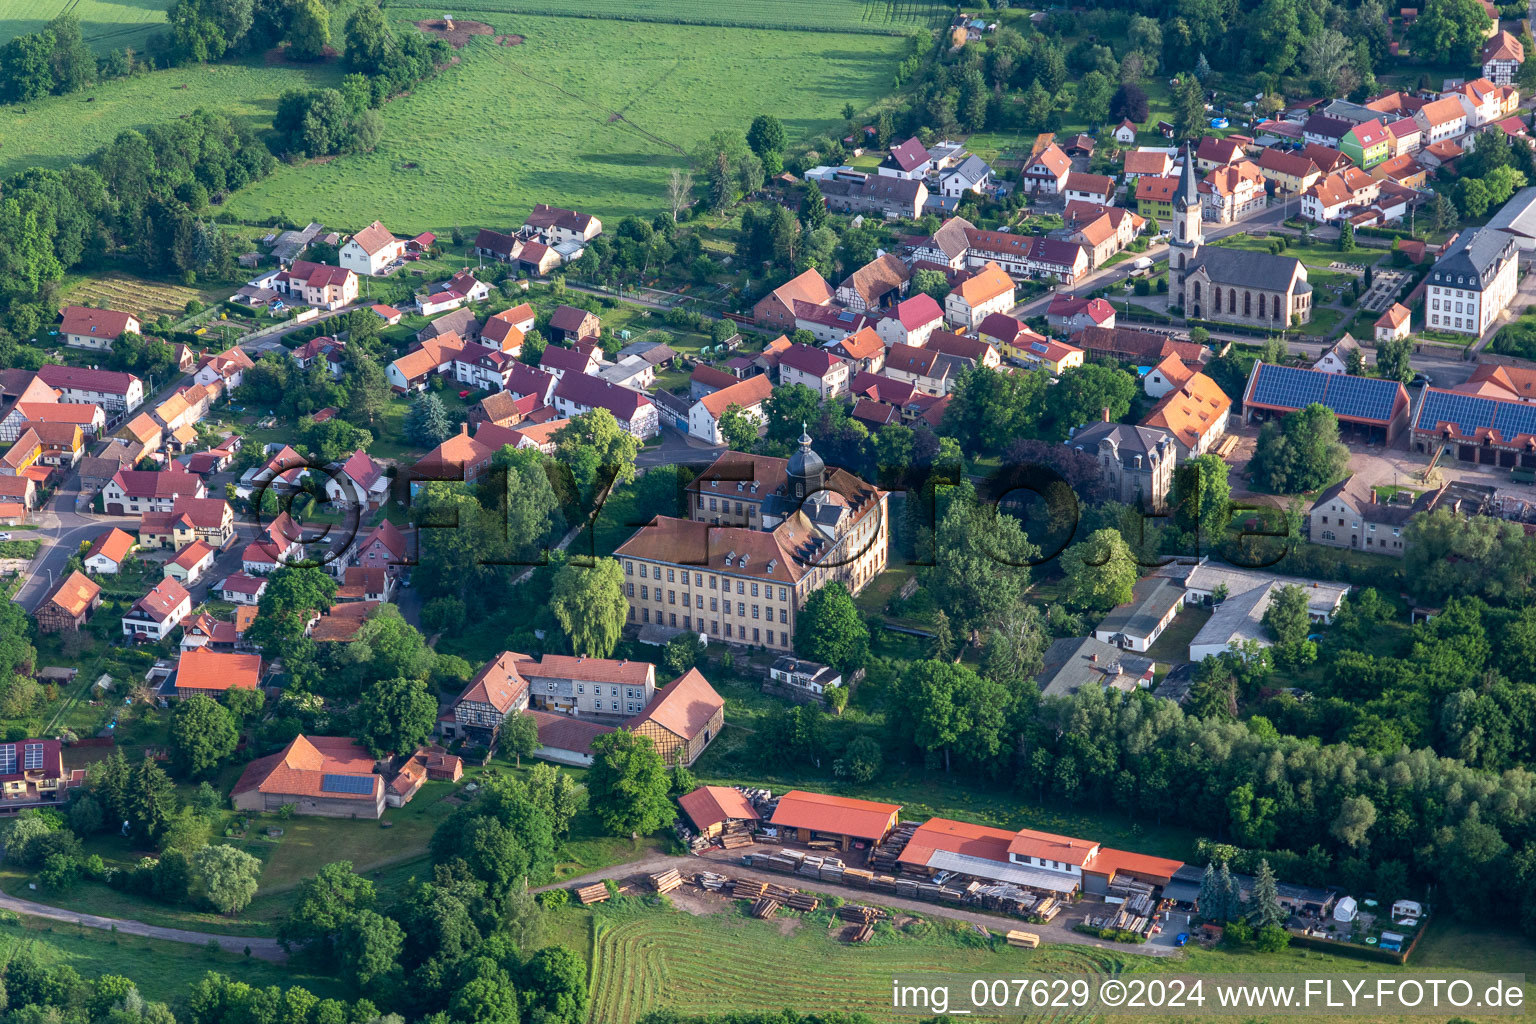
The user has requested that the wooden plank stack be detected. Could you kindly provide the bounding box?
[1006,929,1040,948]
[720,830,754,850]
[574,883,610,905]
[732,878,767,901]
[841,867,874,888]
[649,868,683,894]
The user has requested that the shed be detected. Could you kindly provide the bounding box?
[1334,895,1358,922]
[678,785,760,838]
[768,790,901,850]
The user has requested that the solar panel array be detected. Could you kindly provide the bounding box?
[320,773,375,795]
[22,744,42,771]
[1415,389,1536,439]
[1249,364,1402,423]
[0,745,17,775]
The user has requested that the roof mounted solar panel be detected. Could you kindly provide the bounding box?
[0,745,17,775]
[22,744,42,771]
[320,773,375,795]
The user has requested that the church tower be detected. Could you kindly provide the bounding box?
[1171,142,1203,293]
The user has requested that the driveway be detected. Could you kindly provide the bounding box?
[0,887,285,961]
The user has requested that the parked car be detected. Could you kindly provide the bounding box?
[1411,373,1433,387]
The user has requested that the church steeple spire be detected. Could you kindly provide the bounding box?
[1175,142,1200,211]
[1170,142,1203,292]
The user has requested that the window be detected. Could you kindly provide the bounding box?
[612,701,620,711]
[694,572,703,587]
[626,583,634,596]
[710,597,718,611]
[577,684,584,694]
[625,561,633,575]
[709,498,716,510]
[639,564,647,578]
[640,585,648,600]
[751,583,759,597]
[779,587,787,601]
[736,581,744,594]
[737,602,746,616]
[668,590,675,604]
[667,568,675,582]
[780,609,788,624]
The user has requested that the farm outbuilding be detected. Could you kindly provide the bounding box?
[678,785,760,838]
[769,791,901,851]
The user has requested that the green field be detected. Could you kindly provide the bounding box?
[0,0,167,53]
[437,0,946,32]
[223,12,910,230]
[0,914,340,1003]
[0,57,343,180]
[558,899,1536,1024]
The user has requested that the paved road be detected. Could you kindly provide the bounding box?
[13,483,114,613]
[637,424,724,470]
[0,887,286,961]
[543,846,1183,958]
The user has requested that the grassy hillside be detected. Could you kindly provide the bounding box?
[0,57,344,179]
[0,0,167,54]
[221,12,909,231]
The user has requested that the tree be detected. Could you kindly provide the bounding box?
[1337,219,1355,251]
[1263,584,1316,667]
[45,13,95,94]
[403,393,453,448]
[335,909,403,989]
[795,582,869,673]
[279,860,375,956]
[666,168,694,223]
[356,677,437,757]
[1077,70,1113,125]
[194,844,261,914]
[894,660,1012,772]
[981,604,1047,689]
[285,0,329,60]
[586,731,675,834]
[717,403,759,451]
[1376,336,1413,384]
[1171,453,1233,547]
[1412,0,1492,64]
[125,757,176,844]
[1248,403,1349,493]
[553,408,641,502]
[1060,529,1138,614]
[524,945,589,1024]
[1301,29,1350,94]
[1110,83,1150,123]
[1044,364,1137,438]
[1197,862,1226,921]
[922,489,1038,634]
[549,557,628,658]
[912,268,949,302]
[169,695,237,778]
[1248,858,1286,930]
[1020,81,1054,131]
[746,114,786,160]
[344,353,390,427]
[1173,75,1207,141]
[834,734,882,783]
[525,762,585,838]
[799,180,827,230]
[500,711,539,767]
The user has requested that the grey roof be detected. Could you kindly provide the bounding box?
[617,340,678,365]
[1432,227,1517,290]
[1322,100,1382,124]
[924,217,976,261]
[1486,186,1536,241]
[1190,582,1276,653]
[1069,421,1175,460]
[1152,663,1196,705]
[1190,247,1305,290]
[1303,113,1354,139]
[1036,636,1154,698]
[1094,576,1185,643]
[944,154,992,187]
[1310,474,1419,526]
[418,307,479,339]
[1179,561,1350,616]
[1176,143,1199,210]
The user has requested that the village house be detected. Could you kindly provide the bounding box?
[1093,576,1185,652]
[938,154,992,198]
[1303,113,1354,148]
[688,373,774,443]
[1301,167,1381,223]
[1046,295,1116,334]
[417,307,481,346]
[1376,303,1412,342]
[753,268,834,330]
[121,577,192,641]
[834,254,910,313]
[324,449,389,509]
[386,336,462,393]
[1372,154,1428,188]
[339,220,405,276]
[102,467,205,516]
[438,652,532,744]
[1256,148,1322,194]
[138,509,196,550]
[273,261,358,310]
[120,413,162,453]
[419,270,492,316]
[1314,334,1366,375]
[926,330,1000,370]
[1340,119,1392,169]
[0,739,80,810]
[1484,30,1525,85]
[878,137,931,179]
[1200,162,1266,222]
[36,365,143,413]
[1122,148,1172,183]
[84,528,136,573]
[1142,352,1195,398]
[1134,174,1180,230]
[769,656,842,697]
[164,540,216,586]
[1142,372,1232,459]
[1113,120,1138,145]
[906,216,973,269]
[2,423,84,477]
[232,736,387,818]
[192,344,254,391]
[216,571,268,605]
[1453,77,1518,128]
[1308,474,1431,556]
[473,229,522,263]
[884,343,957,395]
[874,293,945,348]
[169,647,261,699]
[1068,420,1176,510]
[944,261,1015,328]
[36,571,101,633]
[1021,143,1072,195]
[551,373,657,439]
[547,305,602,344]
[523,203,603,245]
[1063,203,1144,268]
[1194,135,1244,172]
[1385,118,1423,157]
[778,344,850,399]
[58,306,140,351]
[241,512,304,574]
[818,174,928,219]
[1414,96,1469,144]
[352,520,413,578]
[1062,172,1115,206]
[829,326,885,375]
[1426,227,1518,335]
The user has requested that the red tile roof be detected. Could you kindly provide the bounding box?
[678,785,760,830]
[769,790,901,841]
[128,578,190,623]
[59,306,136,340]
[233,735,380,800]
[46,571,100,618]
[1005,827,1099,865]
[626,668,722,741]
[457,652,530,713]
[85,528,135,565]
[175,647,261,691]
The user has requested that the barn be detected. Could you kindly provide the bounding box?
[768,790,901,851]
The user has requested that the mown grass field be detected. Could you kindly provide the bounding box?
[0,0,167,53]
[437,0,946,33]
[223,12,910,230]
[0,914,341,1002]
[557,899,1536,1024]
[0,58,343,179]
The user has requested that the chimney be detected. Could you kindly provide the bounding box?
[459,422,468,436]
[1102,407,1111,422]
[1090,652,1098,663]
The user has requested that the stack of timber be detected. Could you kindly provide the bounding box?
[1006,930,1041,949]
[649,868,683,894]
[1033,897,1062,922]
[850,922,874,943]
[742,853,800,874]
[841,867,875,888]
[837,904,890,924]
[574,883,610,905]
[974,883,1036,916]
[695,871,728,892]
[732,878,767,901]
[866,821,921,872]
[761,881,820,911]
[721,829,755,850]
[752,897,782,919]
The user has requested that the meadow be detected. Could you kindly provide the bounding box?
[435,0,946,33]
[0,0,167,53]
[0,58,343,179]
[555,898,1536,1024]
[222,12,910,231]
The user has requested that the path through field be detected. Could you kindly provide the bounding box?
[0,887,287,961]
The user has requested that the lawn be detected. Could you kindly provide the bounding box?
[0,57,344,180]
[0,0,168,53]
[0,913,341,1003]
[555,896,1536,1024]
[223,13,911,230]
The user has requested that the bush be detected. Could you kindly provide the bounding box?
[538,889,570,908]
